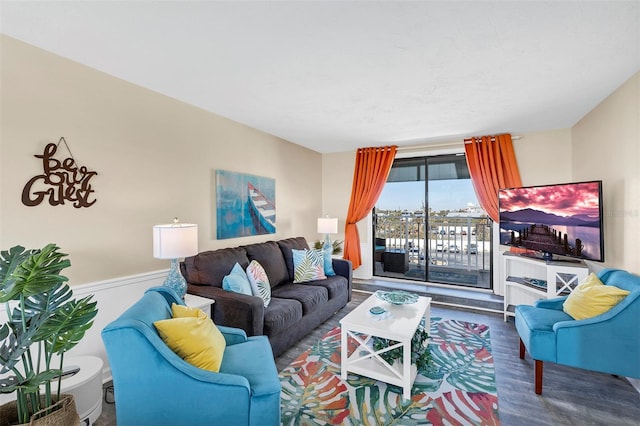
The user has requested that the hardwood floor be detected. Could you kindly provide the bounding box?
[97,290,640,425]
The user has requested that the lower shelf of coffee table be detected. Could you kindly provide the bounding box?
[346,349,417,389]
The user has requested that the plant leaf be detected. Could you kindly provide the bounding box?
[12,244,71,298]
[0,245,30,302]
[18,283,73,342]
[44,295,98,354]
[0,319,43,376]
[13,370,62,394]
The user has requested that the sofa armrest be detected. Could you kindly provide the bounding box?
[332,258,353,301]
[187,285,265,336]
[534,296,567,311]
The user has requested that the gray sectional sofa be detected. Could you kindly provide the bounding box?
[180,237,352,356]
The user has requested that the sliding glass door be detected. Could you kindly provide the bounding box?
[373,154,492,289]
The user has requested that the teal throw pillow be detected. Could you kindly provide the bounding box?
[322,244,336,276]
[292,248,327,283]
[222,262,252,295]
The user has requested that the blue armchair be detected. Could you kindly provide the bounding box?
[102,287,281,426]
[515,268,640,394]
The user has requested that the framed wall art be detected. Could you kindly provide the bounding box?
[215,170,276,239]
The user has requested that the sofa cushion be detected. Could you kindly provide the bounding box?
[246,260,272,307]
[563,273,630,320]
[154,304,226,372]
[222,262,252,295]
[306,275,348,300]
[242,241,289,287]
[219,336,281,398]
[277,237,310,280]
[271,283,328,315]
[292,248,326,283]
[263,298,303,336]
[182,247,249,287]
[515,304,573,362]
[321,245,336,276]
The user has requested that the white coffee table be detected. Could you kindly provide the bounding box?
[340,292,431,400]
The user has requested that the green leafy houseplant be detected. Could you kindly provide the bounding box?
[0,244,98,424]
[372,325,432,372]
[313,240,344,255]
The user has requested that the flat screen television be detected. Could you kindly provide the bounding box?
[499,180,604,262]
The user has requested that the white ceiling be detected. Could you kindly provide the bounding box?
[1,1,639,153]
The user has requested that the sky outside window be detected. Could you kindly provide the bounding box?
[376,179,480,212]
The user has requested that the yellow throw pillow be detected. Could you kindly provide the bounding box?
[154,303,226,372]
[563,273,630,320]
[171,303,204,319]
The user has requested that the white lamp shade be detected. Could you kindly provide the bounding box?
[153,223,198,259]
[317,217,338,234]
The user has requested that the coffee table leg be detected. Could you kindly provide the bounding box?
[403,340,411,400]
[425,304,431,328]
[341,327,347,380]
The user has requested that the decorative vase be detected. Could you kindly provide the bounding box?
[0,394,79,426]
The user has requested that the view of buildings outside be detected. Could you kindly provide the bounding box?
[374,178,491,287]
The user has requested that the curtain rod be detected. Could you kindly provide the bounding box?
[463,135,522,144]
[395,135,522,152]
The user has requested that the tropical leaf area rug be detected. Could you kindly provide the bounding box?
[279,317,500,425]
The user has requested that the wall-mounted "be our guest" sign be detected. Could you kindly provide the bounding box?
[21,137,98,208]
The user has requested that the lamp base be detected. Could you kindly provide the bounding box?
[163,258,187,299]
[323,234,332,252]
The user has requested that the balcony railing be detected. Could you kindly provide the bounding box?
[373,211,492,289]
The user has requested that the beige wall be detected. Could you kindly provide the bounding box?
[513,128,572,186]
[321,151,355,244]
[0,36,323,285]
[572,72,640,273]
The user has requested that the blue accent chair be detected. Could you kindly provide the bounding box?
[515,268,640,394]
[102,287,281,426]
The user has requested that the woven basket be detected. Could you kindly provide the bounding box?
[0,394,79,426]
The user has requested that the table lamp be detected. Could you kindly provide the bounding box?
[153,218,198,298]
[317,216,338,251]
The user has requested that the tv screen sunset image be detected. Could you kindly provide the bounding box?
[499,181,603,261]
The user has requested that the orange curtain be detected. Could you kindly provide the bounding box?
[464,134,522,222]
[343,146,397,269]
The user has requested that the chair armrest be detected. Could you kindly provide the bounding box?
[534,296,567,311]
[219,325,248,346]
[332,258,353,301]
[187,285,265,336]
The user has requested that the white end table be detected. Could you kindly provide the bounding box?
[340,293,431,400]
[184,293,214,317]
[59,355,103,426]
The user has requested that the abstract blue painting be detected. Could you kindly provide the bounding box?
[216,170,276,239]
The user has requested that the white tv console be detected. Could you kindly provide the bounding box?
[502,251,588,321]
